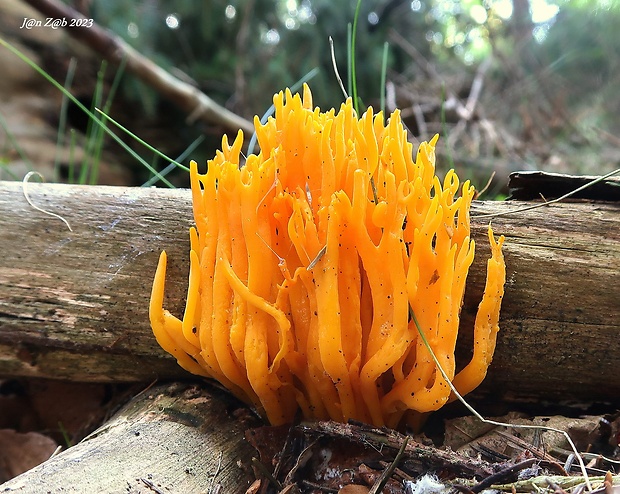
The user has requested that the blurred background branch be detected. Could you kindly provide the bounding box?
[22,0,255,135]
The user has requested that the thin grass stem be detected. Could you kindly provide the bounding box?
[68,129,77,183]
[141,135,205,187]
[94,108,187,174]
[351,0,363,114]
[88,61,109,184]
[329,36,348,100]
[103,55,127,114]
[0,37,177,186]
[54,57,77,181]
[380,42,389,115]
[347,23,352,97]
[0,110,33,174]
[80,61,107,184]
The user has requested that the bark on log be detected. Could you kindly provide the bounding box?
[0,180,619,406]
[0,382,260,493]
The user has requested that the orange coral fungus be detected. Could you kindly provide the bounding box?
[149,84,506,427]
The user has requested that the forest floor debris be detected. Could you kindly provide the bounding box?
[246,412,620,494]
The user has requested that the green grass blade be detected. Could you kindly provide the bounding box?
[54,57,77,181]
[87,57,126,185]
[0,159,20,180]
[0,37,180,186]
[347,23,352,98]
[68,129,77,183]
[351,0,363,114]
[141,134,205,187]
[89,61,108,184]
[380,41,389,115]
[0,110,34,175]
[95,108,188,175]
[80,61,107,184]
[103,55,127,115]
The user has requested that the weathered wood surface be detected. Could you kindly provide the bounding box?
[0,382,260,493]
[0,180,619,406]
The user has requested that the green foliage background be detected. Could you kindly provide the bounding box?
[82,0,620,187]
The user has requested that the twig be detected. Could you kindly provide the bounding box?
[389,28,470,121]
[469,458,538,493]
[283,441,316,486]
[298,421,494,479]
[546,478,570,494]
[388,29,439,81]
[489,475,618,492]
[329,36,349,100]
[377,462,414,481]
[300,480,338,492]
[368,437,409,494]
[475,171,496,199]
[307,245,327,270]
[251,457,282,491]
[21,0,254,135]
[208,451,223,494]
[139,477,166,494]
[463,56,492,120]
[494,430,563,465]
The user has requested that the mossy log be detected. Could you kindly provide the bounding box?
[0,180,618,407]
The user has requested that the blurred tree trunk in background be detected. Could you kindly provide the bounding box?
[511,0,535,48]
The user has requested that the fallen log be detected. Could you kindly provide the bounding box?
[0,382,260,493]
[0,180,618,406]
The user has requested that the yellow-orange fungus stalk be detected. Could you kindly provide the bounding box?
[149,84,506,427]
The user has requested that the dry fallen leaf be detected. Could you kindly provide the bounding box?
[339,485,370,494]
[444,413,602,458]
[0,429,57,483]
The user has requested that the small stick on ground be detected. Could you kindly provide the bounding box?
[368,437,409,494]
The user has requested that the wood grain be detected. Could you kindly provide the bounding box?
[0,180,618,406]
